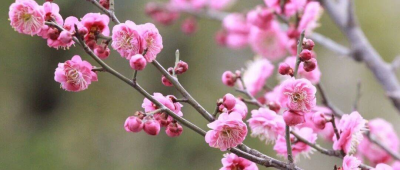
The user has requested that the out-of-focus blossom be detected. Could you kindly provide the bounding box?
[219,153,258,170]
[242,58,274,95]
[248,108,285,143]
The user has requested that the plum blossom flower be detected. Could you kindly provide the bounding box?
[145,2,180,25]
[247,108,285,143]
[273,127,317,160]
[230,98,248,119]
[392,162,400,170]
[81,13,110,40]
[264,0,307,17]
[279,78,317,112]
[170,0,207,11]
[9,0,45,36]
[248,21,289,61]
[279,56,321,84]
[219,153,258,170]
[242,57,274,96]
[246,6,274,30]
[342,155,361,170]
[38,2,63,39]
[136,23,163,62]
[205,112,247,151]
[358,119,399,165]
[111,21,143,59]
[222,13,250,49]
[298,2,323,35]
[54,55,98,92]
[373,164,393,170]
[333,111,366,154]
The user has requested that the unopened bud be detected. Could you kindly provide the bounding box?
[299,49,312,61]
[302,38,315,50]
[303,58,317,72]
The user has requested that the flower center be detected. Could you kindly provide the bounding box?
[22,13,32,21]
[64,64,88,88]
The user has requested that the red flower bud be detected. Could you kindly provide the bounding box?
[302,38,315,50]
[299,49,312,61]
[303,58,317,72]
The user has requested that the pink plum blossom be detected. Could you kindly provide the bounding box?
[9,0,45,36]
[223,93,236,110]
[205,112,247,151]
[279,56,321,84]
[111,20,143,59]
[247,108,285,143]
[81,13,110,40]
[242,58,274,96]
[273,127,317,160]
[342,155,361,170]
[392,162,400,170]
[298,2,323,35]
[222,13,250,49]
[264,0,307,17]
[54,55,98,92]
[278,78,317,112]
[373,164,394,170]
[142,93,183,121]
[230,98,248,119]
[358,118,399,165]
[38,2,63,39]
[248,21,289,61]
[333,111,366,154]
[219,153,258,170]
[246,6,274,30]
[136,23,163,62]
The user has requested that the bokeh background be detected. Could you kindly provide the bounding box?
[1,0,400,169]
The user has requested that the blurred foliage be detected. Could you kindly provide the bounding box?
[1,0,400,169]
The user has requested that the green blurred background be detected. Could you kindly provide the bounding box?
[1,0,400,169]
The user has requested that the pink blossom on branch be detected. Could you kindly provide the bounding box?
[248,21,289,61]
[205,112,247,151]
[111,20,143,60]
[342,155,361,170]
[358,118,400,165]
[81,13,110,40]
[9,0,45,36]
[142,93,183,127]
[54,55,98,92]
[222,13,250,49]
[242,57,274,96]
[248,108,285,143]
[278,78,317,112]
[220,153,258,170]
[38,2,63,39]
[333,111,367,154]
[298,2,323,35]
[373,164,394,170]
[264,0,307,17]
[136,23,163,62]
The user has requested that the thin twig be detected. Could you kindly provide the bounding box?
[87,0,120,24]
[92,67,106,72]
[316,83,345,117]
[352,80,362,111]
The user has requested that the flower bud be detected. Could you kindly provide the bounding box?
[165,122,183,137]
[215,30,227,46]
[303,58,317,72]
[143,117,161,136]
[99,0,110,9]
[181,17,197,35]
[78,27,88,36]
[161,76,173,86]
[167,67,174,75]
[302,38,315,50]
[267,101,281,113]
[174,60,189,74]
[311,112,327,129]
[94,46,110,59]
[299,49,312,61]
[59,31,73,44]
[154,112,170,127]
[222,71,237,87]
[124,116,143,132]
[283,110,305,126]
[278,63,292,75]
[130,54,147,71]
[223,93,236,110]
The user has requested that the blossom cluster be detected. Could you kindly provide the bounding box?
[9,0,400,169]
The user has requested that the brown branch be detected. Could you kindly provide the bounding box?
[87,0,120,24]
[319,0,400,114]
